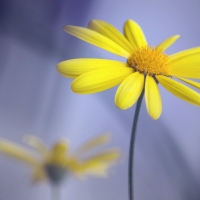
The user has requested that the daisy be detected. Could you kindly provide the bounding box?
[0,134,119,184]
[57,19,200,119]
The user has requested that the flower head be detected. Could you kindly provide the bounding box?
[57,20,200,119]
[0,134,120,184]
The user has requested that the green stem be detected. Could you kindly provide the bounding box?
[128,90,144,200]
[51,184,61,200]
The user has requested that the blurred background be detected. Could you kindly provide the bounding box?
[0,0,200,199]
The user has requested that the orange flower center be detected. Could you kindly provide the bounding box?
[127,46,169,76]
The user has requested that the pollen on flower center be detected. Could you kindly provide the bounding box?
[127,46,169,76]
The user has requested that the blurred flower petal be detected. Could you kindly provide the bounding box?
[75,133,111,155]
[0,134,120,182]
[0,139,39,166]
[23,135,48,157]
[74,149,120,177]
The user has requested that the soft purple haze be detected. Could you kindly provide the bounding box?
[0,0,200,199]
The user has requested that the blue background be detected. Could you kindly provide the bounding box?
[0,0,200,199]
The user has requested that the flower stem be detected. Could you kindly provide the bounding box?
[128,90,144,200]
[51,184,61,200]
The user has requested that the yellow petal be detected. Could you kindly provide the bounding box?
[23,135,48,157]
[115,72,144,109]
[72,161,110,177]
[0,139,39,166]
[74,149,119,177]
[88,20,134,54]
[64,25,131,58]
[75,133,111,155]
[156,75,200,106]
[84,149,120,162]
[53,142,68,155]
[145,75,162,120]
[176,77,200,90]
[57,59,127,78]
[51,141,69,163]
[157,35,181,51]
[71,65,133,94]
[168,47,200,78]
[123,20,147,51]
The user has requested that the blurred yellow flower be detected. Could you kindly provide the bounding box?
[57,20,200,120]
[0,134,119,184]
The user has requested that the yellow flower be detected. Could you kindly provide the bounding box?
[0,134,119,184]
[57,20,200,119]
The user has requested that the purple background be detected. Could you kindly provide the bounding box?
[0,0,200,199]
